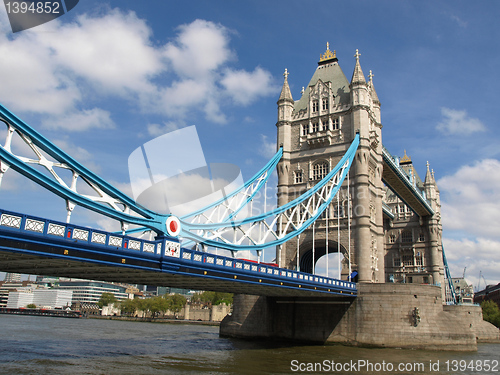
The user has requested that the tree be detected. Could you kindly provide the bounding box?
[148,296,169,319]
[120,298,139,316]
[26,303,37,309]
[165,293,187,314]
[97,292,117,308]
[191,291,232,306]
[481,300,500,328]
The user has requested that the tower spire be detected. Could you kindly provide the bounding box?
[278,68,294,103]
[351,49,366,84]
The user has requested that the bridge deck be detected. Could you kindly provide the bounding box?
[382,146,434,217]
[0,209,356,298]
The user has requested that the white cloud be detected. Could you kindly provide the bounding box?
[0,11,276,130]
[42,108,115,132]
[259,134,276,158]
[443,237,500,287]
[436,107,486,135]
[41,9,162,95]
[147,121,182,137]
[162,19,233,78]
[439,159,500,286]
[221,67,278,105]
[438,159,500,239]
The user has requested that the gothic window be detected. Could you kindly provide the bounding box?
[401,230,413,243]
[300,124,305,136]
[322,98,329,111]
[313,162,328,180]
[402,252,414,266]
[333,203,344,218]
[393,255,401,267]
[389,234,396,243]
[312,100,319,112]
[294,170,303,184]
[418,232,425,242]
[415,252,423,266]
[311,122,319,133]
[332,118,339,130]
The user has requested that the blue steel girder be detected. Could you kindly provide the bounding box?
[0,208,357,297]
[0,102,358,253]
[0,103,170,235]
[381,146,434,217]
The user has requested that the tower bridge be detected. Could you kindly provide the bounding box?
[0,44,498,350]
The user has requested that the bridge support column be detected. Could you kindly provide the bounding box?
[353,146,372,283]
[220,285,492,350]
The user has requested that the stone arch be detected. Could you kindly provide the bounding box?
[298,239,347,275]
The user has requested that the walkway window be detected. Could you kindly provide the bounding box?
[313,162,328,180]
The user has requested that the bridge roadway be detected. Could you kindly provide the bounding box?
[0,208,356,298]
[382,146,434,217]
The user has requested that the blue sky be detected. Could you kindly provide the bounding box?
[0,1,499,288]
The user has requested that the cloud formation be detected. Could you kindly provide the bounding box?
[0,11,277,131]
[439,158,500,285]
[436,107,486,135]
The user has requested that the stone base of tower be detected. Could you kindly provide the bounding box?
[220,284,499,351]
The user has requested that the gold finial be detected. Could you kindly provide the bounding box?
[319,42,337,62]
[400,149,412,164]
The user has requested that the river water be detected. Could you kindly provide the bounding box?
[0,314,498,374]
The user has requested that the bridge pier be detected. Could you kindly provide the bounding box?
[220,284,500,350]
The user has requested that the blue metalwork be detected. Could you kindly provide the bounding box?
[0,103,171,235]
[179,134,359,251]
[0,102,359,252]
[442,245,457,305]
[382,145,434,216]
[181,147,283,222]
[0,207,357,296]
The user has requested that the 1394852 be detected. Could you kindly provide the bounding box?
[5,2,61,14]
[445,359,499,372]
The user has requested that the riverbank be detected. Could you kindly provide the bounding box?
[0,307,82,318]
[88,314,220,326]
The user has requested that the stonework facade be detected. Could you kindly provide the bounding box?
[276,45,444,289]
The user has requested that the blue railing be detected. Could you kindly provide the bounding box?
[0,208,357,294]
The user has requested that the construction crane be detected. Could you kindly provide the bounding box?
[477,271,488,292]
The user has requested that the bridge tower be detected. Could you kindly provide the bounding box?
[276,44,385,283]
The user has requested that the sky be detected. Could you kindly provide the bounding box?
[0,0,499,289]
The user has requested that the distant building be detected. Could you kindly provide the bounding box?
[474,283,500,309]
[449,278,474,304]
[6,289,73,309]
[3,273,22,283]
[55,279,128,304]
[0,281,36,307]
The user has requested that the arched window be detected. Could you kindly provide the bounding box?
[313,162,328,180]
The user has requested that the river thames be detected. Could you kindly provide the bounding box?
[0,314,498,374]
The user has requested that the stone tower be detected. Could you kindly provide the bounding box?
[276,44,385,283]
[276,44,443,287]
